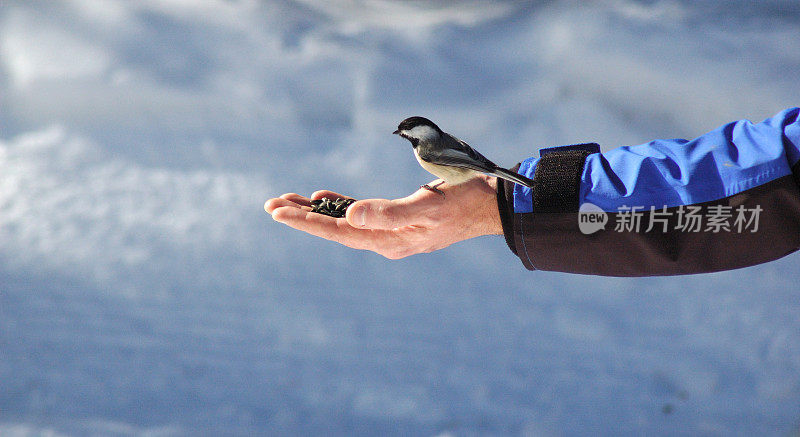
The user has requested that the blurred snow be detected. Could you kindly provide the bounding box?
[1,0,799,435]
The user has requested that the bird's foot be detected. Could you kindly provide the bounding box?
[421,182,446,197]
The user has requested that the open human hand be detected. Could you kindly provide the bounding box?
[264,175,502,259]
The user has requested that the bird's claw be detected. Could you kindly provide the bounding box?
[421,184,446,197]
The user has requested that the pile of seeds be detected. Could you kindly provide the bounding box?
[310,197,356,218]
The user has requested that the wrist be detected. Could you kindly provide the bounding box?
[470,175,503,236]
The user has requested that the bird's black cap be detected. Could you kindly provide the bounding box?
[393,116,442,135]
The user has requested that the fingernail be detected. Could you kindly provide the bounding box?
[352,205,367,227]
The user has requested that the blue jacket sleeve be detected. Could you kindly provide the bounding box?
[498,107,800,275]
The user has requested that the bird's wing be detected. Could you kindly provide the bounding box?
[418,133,498,173]
[417,134,535,187]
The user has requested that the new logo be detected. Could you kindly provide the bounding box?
[578,202,608,235]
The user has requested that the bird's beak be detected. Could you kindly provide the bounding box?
[392,130,400,135]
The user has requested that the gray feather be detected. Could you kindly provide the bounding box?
[489,167,534,188]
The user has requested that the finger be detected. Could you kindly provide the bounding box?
[265,193,309,213]
[279,192,312,206]
[346,198,432,230]
[265,197,310,214]
[271,205,393,250]
[310,189,350,201]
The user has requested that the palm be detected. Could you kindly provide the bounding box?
[265,176,501,259]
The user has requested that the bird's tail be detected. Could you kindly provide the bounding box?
[490,167,534,188]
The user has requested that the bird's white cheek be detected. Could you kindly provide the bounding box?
[406,125,439,142]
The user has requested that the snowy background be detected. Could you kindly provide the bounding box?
[1,0,800,435]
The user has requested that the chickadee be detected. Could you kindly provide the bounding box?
[393,116,534,196]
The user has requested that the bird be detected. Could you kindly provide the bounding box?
[393,116,534,196]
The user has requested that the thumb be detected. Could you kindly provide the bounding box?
[346,199,417,230]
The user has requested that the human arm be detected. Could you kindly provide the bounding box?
[266,108,800,276]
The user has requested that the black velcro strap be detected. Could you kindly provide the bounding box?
[532,143,599,213]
